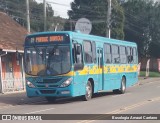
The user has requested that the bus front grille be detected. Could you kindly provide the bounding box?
[43,78,62,83]
[40,90,56,94]
[37,85,58,88]
[36,78,62,83]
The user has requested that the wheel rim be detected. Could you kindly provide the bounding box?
[121,78,126,92]
[86,82,92,99]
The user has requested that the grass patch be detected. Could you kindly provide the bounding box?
[140,71,160,77]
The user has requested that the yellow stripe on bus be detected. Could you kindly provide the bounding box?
[26,65,138,77]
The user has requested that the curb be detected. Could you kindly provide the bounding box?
[0,90,26,95]
[138,77,160,82]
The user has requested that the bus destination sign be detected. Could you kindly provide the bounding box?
[35,36,64,43]
[25,34,70,45]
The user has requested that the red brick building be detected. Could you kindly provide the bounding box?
[0,12,27,93]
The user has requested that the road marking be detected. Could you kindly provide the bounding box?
[0,100,47,110]
[0,105,15,110]
[25,107,55,114]
[77,96,160,123]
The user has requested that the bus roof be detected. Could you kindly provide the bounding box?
[26,31,137,47]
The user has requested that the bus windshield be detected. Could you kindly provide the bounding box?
[24,45,71,76]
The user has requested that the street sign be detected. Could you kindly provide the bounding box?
[75,18,92,34]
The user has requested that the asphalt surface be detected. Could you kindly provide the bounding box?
[0,77,160,123]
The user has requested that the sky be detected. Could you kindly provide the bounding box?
[36,0,73,18]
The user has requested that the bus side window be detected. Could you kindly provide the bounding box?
[92,41,96,63]
[76,45,82,63]
[120,46,127,64]
[127,47,133,63]
[133,47,137,64]
[73,43,84,71]
[104,43,112,63]
[84,41,93,63]
[72,44,76,63]
[112,45,120,64]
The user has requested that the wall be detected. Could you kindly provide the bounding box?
[1,52,25,93]
[139,57,159,72]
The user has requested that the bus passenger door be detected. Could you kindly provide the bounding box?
[97,48,104,90]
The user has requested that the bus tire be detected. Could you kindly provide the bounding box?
[113,77,126,94]
[83,81,92,101]
[119,77,126,94]
[45,97,56,103]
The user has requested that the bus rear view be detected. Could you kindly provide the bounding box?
[24,32,73,102]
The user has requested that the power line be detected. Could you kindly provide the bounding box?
[111,1,150,36]
[112,1,149,26]
[0,0,151,35]
[46,1,70,8]
[37,0,70,7]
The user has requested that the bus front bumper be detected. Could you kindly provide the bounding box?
[26,86,72,98]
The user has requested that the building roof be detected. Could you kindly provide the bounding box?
[0,12,27,52]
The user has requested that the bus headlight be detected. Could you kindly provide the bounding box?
[26,80,35,88]
[60,78,72,87]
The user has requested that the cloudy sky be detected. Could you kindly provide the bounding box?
[36,0,73,18]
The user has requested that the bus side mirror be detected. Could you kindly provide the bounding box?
[76,46,81,55]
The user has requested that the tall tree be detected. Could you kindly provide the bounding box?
[149,1,160,57]
[0,0,54,32]
[65,0,125,40]
[122,0,157,58]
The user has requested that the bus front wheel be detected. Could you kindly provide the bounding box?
[83,81,93,101]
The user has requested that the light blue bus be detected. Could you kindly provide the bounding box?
[24,31,138,102]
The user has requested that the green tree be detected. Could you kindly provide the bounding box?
[112,0,125,39]
[0,0,26,26]
[65,0,124,40]
[149,2,160,57]
[122,0,159,58]
[0,0,54,32]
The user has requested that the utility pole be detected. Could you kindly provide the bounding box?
[106,0,111,38]
[55,23,59,31]
[43,0,47,31]
[70,19,72,31]
[26,0,30,33]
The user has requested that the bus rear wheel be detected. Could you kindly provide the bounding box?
[83,81,93,101]
[120,77,126,94]
[113,77,126,94]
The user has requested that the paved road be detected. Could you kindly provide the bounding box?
[0,77,160,123]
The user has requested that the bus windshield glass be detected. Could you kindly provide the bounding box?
[24,45,71,76]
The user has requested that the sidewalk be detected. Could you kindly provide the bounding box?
[138,77,160,84]
[0,91,45,108]
[0,77,160,108]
